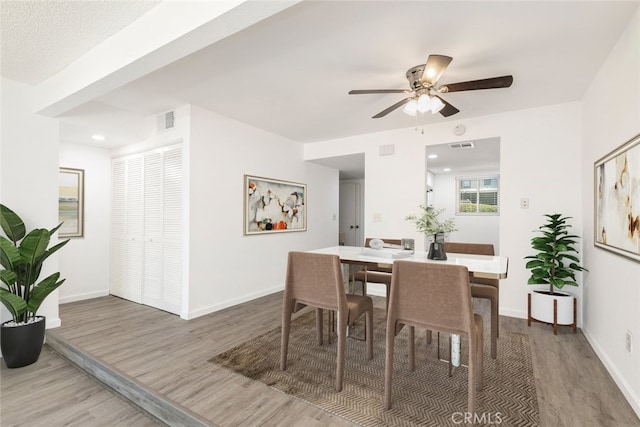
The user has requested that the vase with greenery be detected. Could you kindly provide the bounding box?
[406,205,457,260]
[524,213,587,334]
[524,213,587,295]
[0,204,69,368]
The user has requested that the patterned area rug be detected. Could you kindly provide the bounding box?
[209,308,538,426]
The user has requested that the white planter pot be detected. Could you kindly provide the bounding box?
[528,290,577,335]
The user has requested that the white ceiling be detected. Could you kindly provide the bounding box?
[1,1,638,177]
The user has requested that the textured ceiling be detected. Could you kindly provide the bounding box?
[0,0,159,84]
[1,0,638,180]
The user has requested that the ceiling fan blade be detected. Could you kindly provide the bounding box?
[421,54,453,86]
[440,75,513,93]
[434,95,460,117]
[349,89,409,95]
[372,97,413,118]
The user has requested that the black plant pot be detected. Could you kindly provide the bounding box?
[427,242,447,260]
[1,316,46,368]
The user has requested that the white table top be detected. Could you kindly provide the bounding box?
[308,245,509,279]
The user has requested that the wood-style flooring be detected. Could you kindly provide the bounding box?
[2,293,639,426]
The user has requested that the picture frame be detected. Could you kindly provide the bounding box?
[244,175,306,235]
[594,132,640,262]
[59,167,85,238]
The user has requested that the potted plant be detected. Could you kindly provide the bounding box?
[406,205,457,260]
[0,204,69,368]
[525,213,587,334]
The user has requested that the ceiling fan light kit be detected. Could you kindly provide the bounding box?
[349,54,513,119]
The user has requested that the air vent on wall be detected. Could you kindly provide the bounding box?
[157,110,175,132]
[448,141,475,149]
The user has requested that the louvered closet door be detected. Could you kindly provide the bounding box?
[142,151,164,309]
[140,146,182,314]
[160,146,182,312]
[109,158,127,299]
[110,154,144,303]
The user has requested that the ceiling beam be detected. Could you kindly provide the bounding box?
[35,0,302,117]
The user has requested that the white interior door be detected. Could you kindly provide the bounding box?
[339,182,362,246]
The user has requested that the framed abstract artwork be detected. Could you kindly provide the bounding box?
[244,175,306,235]
[59,167,85,238]
[594,132,640,262]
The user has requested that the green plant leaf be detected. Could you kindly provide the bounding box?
[0,287,27,321]
[27,273,65,315]
[525,213,586,289]
[0,204,26,244]
[0,269,17,287]
[0,236,21,271]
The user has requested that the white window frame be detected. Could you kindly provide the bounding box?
[456,175,500,215]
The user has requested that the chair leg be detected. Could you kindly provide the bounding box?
[476,326,484,392]
[385,284,390,313]
[496,290,500,338]
[315,308,323,346]
[491,297,498,359]
[408,326,415,371]
[280,306,293,371]
[384,322,395,409]
[336,319,346,392]
[365,309,373,360]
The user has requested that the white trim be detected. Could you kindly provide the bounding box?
[183,286,283,320]
[59,290,109,305]
[583,329,640,419]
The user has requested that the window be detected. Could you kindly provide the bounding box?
[456,175,499,215]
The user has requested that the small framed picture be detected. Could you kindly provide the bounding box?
[244,175,306,235]
[59,167,85,238]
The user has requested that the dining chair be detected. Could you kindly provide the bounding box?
[350,238,401,301]
[384,261,483,414]
[444,242,499,359]
[280,251,374,392]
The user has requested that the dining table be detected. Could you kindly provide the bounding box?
[307,245,509,367]
[309,245,508,279]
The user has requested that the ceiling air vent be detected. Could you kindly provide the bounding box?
[157,110,175,132]
[448,141,475,149]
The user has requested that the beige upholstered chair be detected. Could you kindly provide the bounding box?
[280,251,374,392]
[384,261,483,414]
[351,238,401,300]
[444,242,499,359]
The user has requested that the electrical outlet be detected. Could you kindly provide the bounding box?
[520,198,529,209]
[626,330,632,353]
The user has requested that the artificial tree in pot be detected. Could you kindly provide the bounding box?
[524,213,587,334]
[406,205,457,260]
[0,204,69,368]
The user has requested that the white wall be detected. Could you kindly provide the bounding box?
[305,101,583,322]
[0,78,61,328]
[58,142,111,303]
[187,105,339,319]
[581,9,640,417]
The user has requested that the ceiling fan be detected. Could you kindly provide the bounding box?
[348,54,513,118]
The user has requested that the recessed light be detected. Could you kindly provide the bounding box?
[443,168,451,172]
[428,154,438,159]
[91,134,105,141]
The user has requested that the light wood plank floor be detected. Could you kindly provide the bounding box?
[2,294,639,427]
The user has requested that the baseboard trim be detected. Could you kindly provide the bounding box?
[45,332,213,427]
[60,290,109,305]
[582,329,640,419]
[184,285,283,320]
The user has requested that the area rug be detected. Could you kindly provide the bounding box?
[209,308,539,426]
